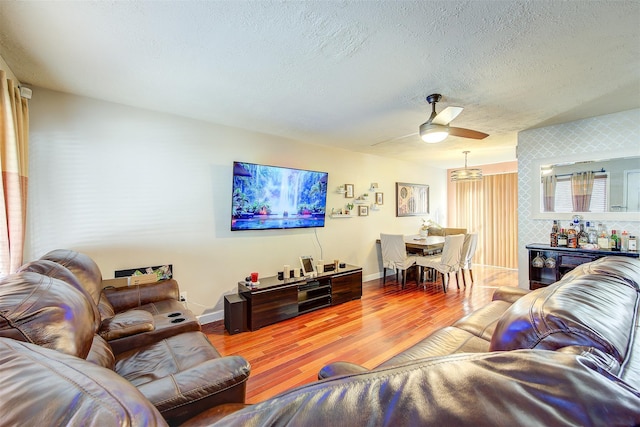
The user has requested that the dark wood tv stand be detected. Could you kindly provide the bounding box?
[238,265,363,331]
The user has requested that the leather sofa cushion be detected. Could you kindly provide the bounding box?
[0,271,96,359]
[115,331,221,386]
[107,308,201,355]
[452,300,512,341]
[0,338,168,426]
[379,326,490,368]
[99,309,155,341]
[561,255,640,289]
[41,249,116,322]
[138,297,190,315]
[86,334,115,369]
[208,349,640,426]
[18,259,102,332]
[490,273,638,366]
[104,279,181,312]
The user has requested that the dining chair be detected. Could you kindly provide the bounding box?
[380,233,418,288]
[415,234,465,293]
[458,233,478,287]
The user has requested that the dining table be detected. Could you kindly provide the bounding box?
[403,235,446,255]
[375,234,446,256]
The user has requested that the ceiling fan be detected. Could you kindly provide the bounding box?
[372,94,489,147]
[419,94,488,143]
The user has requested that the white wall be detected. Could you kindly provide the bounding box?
[517,108,640,289]
[26,88,447,321]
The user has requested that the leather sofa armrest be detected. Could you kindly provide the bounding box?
[136,355,251,426]
[103,279,180,312]
[318,361,369,380]
[492,286,529,303]
[99,310,155,341]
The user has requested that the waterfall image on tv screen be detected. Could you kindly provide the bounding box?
[231,161,328,231]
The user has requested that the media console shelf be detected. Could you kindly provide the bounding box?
[238,264,362,331]
[526,244,638,290]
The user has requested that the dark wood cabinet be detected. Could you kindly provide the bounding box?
[238,265,362,331]
[331,270,363,305]
[526,244,638,289]
[244,283,298,331]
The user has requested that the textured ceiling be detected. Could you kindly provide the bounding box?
[0,1,638,168]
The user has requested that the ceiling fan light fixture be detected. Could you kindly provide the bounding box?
[451,151,483,182]
[419,122,449,143]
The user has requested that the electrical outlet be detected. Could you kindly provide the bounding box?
[180,291,188,302]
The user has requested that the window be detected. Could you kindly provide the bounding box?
[543,173,608,212]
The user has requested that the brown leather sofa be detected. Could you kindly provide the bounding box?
[1,256,639,426]
[0,249,250,426]
[193,256,640,425]
[33,249,203,354]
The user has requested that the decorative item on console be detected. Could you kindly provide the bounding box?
[419,217,441,238]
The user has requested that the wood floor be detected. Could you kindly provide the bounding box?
[202,265,518,404]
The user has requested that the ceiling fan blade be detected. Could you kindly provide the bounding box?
[448,126,489,140]
[370,131,418,146]
[432,106,464,125]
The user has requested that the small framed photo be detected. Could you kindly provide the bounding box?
[345,184,354,198]
[375,192,384,205]
[359,205,369,216]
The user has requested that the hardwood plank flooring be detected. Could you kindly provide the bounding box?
[202,265,518,404]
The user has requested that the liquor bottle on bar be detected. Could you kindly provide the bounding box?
[621,231,629,252]
[597,223,609,250]
[550,220,559,247]
[567,228,577,249]
[610,230,620,251]
[577,222,589,247]
[557,229,568,247]
[586,221,598,244]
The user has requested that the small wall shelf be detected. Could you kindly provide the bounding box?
[330,214,353,218]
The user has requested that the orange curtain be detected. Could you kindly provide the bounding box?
[454,173,518,269]
[0,70,29,276]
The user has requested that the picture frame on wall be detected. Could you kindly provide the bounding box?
[359,205,369,216]
[375,192,384,205]
[396,182,429,217]
[345,184,354,198]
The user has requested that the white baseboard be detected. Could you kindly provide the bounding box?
[198,310,223,325]
[362,272,382,282]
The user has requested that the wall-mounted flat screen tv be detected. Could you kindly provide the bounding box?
[231,161,328,231]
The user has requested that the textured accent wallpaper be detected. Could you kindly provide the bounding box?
[517,109,640,288]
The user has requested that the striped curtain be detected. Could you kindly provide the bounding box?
[0,70,29,276]
[454,173,518,269]
[542,175,556,212]
[571,171,594,212]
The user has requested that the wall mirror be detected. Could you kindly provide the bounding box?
[531,148,640,221]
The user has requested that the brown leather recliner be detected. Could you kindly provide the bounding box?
[0,254,250,425]
[36,249,202,354]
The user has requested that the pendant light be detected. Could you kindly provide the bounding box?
[450,151,483,182]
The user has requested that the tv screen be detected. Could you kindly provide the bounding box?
[231,161,328,231]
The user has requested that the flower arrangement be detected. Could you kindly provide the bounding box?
[420,218,442,236]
